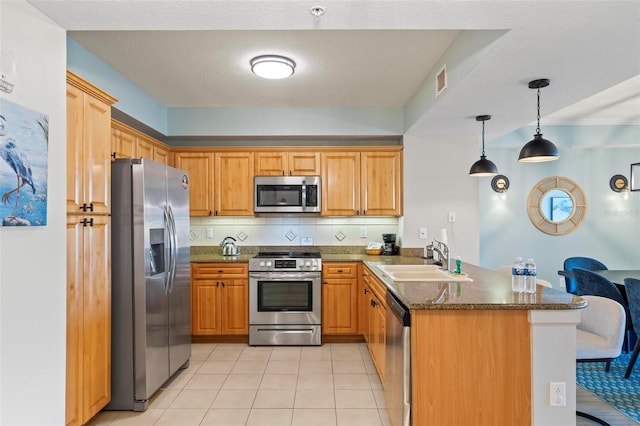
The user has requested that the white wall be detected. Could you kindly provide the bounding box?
[480,125,640,287]
[0,1,67,424]
[401,133,481,264]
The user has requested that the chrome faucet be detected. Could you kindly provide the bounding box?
[433,239,452,272]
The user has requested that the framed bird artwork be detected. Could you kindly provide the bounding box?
[0,98,48,226]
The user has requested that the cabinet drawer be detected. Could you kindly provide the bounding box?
[364,266,387,306]
[192,263,248,279]
[323,262,358,279]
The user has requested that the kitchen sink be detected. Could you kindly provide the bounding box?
[377,264,473,282]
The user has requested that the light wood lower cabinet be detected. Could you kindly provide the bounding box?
[322,262,359,334]
[191,263,249,335]
[66,215,111,426]
[361,265,387,383]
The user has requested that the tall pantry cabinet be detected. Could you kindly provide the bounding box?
[66,71,117,426]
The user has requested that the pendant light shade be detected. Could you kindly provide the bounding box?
[519,79,559,162]
[469,115,498,176]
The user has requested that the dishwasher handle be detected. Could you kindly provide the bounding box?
[386,291,411,326]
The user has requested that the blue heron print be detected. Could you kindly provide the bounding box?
[0,100,48,227]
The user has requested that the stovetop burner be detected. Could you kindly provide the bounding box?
[254,251,321,259]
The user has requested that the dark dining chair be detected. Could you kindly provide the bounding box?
[563,257,608,294]
[624,277,640,378]
[573,268,634,354]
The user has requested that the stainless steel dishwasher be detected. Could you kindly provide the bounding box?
[384,291,411,426]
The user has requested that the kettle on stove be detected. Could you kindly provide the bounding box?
[220,236,239,256]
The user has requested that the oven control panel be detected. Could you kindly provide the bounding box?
[250,258,322,272]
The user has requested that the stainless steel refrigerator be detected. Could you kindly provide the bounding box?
[107,158,191,411]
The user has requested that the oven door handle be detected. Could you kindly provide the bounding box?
[249,272,321,280]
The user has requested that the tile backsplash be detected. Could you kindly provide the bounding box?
[190,216,399,248]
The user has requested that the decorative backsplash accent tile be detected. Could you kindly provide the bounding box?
[236,231,247,241]
[190,230,198,241]
[285,230,297,241]
[335,231,346,241]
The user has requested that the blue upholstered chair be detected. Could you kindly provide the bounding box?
[624,277,640,378]
[563,257,608,294]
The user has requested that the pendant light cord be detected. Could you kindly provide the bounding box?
[536,86,542,134]
[481,118,486,156]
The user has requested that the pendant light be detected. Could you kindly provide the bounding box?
[518,79,559,162]
[469,115,498,176]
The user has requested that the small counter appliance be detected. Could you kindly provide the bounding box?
[382,233,399,255]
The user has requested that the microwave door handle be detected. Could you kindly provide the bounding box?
[301,180,307,209]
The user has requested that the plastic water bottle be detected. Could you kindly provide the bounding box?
[511,257,525,293]
[524,258,537,293]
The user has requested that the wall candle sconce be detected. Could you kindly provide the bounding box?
[491,175,510,193]
[610,174,629,200]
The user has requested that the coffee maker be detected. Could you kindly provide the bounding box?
[382,233,399,256]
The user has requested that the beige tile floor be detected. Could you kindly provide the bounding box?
[87,343,390,426]
[87,342,636,426]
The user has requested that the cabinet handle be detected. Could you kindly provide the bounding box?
[216,282,219,287]
[357,210,360,215]
[282,170,285,176]
[215,210,218,216]
[88,203,94,212]
[217,270,224,273]
[322,281,328,285]
[371,299,377,307]
[289,170,292,176]
[81,218,94,227]
[337,269,343,273]
[209,211,212,216]
[363,288,369,294]
[111,152,116,159]
[221,282,225,287]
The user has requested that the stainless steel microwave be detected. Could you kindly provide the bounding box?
[254,176,321,214]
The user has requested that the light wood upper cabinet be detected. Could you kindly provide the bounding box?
[322,262,359,335]
[135,136,154,160]
[191,263,249,336]
[321,152,360,216]
[214,152,254,216]
[255,152,321,176]
[153,145,170,165]
[174,152,215,216]
[111,128,136,160]
[321,150,402,217]
[361,151,402,216]
[67,80,115,215]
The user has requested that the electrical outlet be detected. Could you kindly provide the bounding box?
[419,227,428,240]
[360,227,367,238]
[206,228,214,239]
[448,211,456,223]
[550,382,566,407]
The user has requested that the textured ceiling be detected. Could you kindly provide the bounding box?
[26,0,640,141]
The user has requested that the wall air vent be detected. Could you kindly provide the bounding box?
[435,64,447,98]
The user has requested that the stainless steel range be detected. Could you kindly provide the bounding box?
[249,251,322,346]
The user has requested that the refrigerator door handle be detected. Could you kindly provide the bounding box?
[167,204,179,293]
[163,206,173,295]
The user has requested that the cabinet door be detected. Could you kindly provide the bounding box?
[111,128,136,160]
[66,217,83,426]
[359,268,371,339]
[174,152,215,216]
[254,152,287,176]
[322,278,358,334]
[82,215,111,421]
[321,152,360,216]
[136,137,154,160]
[221,279,249,334]
[371,295,386,383]
[154,145,170,165]
[288,152,320,175]
[215,152,254,216]
[191,279,222,335]
[66,84,85,214]
[83,95,112,215]
[361,151,402,216]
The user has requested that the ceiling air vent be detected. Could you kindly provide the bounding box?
[435,64,447,98]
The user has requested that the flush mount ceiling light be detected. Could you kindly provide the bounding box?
[519,79,559,163]
[250,55,296,79]
[469,115,498,176]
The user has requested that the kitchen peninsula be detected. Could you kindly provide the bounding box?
[364,259,585,426]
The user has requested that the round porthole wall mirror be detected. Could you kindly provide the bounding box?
[527,176,587,235]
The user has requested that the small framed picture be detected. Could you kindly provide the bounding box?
[631,163,640,192]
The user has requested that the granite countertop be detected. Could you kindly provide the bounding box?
[189,247,585,311]
[363,260,586,311]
